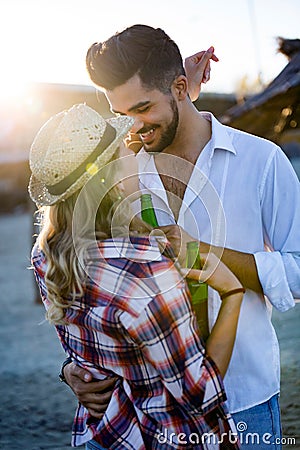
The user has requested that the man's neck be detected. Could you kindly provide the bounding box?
[161,108,211,164]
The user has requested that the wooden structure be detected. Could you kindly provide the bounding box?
[220,37,300,150]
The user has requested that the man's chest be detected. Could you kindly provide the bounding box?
[154,156,195,221]
[158,175,186,221]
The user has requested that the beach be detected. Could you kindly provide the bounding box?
[0,211,299,449]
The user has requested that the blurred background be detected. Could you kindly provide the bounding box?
[0,0,299,448]
[0,0,299,212]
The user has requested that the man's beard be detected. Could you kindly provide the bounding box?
[145,97,179,153]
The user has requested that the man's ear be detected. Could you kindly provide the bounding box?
[172,75,189,100]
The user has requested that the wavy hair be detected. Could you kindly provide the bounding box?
[86,24,185,93]
[37,156,151,325]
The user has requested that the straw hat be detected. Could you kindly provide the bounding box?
[28,103,134,206]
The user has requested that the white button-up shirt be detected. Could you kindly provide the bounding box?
[135,112,300,413]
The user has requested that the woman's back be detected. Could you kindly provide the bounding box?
[32,235,235,449]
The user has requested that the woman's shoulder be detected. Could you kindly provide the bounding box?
[31,240,46,274]
[86,235,163,263]
[85,235,182,296]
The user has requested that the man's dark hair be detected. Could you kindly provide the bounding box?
[86,24,185,93]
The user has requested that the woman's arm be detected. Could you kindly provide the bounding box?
[184,47,219,101]
[125,254,243,411]
[183,253,244,377]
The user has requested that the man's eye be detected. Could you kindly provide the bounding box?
[137,106,150,114]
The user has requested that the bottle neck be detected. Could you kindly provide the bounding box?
[186,241,201,269]
[140,194,159,227]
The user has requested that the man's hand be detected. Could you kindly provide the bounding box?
[185,47,219,102]
[157,224,197,266]
[64,362,118,419]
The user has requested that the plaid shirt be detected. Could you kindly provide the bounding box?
[32,236,239,449]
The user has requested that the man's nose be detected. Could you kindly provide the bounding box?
[130,117,144,134]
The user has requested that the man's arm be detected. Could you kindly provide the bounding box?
[203,242,262,293]
[252,146,300,308]
[158,224,263,293]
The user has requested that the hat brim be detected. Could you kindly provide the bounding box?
[28,115,134,207]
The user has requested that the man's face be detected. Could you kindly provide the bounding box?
[106,74,179,153]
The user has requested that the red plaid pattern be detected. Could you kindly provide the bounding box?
[32,236,239,449]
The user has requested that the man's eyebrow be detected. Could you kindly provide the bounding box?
[112,101,150,115]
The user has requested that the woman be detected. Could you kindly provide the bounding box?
[30,103,244,449]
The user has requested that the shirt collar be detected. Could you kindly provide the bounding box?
[92,237,162,262]
[199,111,236,157]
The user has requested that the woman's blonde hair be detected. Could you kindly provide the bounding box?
[37,155,151,325]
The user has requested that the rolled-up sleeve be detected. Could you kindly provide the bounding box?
[256,146,300,311]
[254,251,296,311]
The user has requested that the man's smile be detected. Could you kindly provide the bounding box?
[140,127,156,143]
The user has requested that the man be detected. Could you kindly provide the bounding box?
[64,25,300,449]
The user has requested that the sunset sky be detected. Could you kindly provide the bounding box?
[0,0,299,99]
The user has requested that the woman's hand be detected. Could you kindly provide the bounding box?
[184,47,219,102]
[124,132,143,153]
[181,253,243,297]
[157,224,195,266]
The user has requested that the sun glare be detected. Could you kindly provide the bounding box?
[0,75,29,105]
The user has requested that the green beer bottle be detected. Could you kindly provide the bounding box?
[140,194,159,227]
[186,241,209,341]
[140,193,181,268]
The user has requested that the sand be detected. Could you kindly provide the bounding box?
[0,211,299,450]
